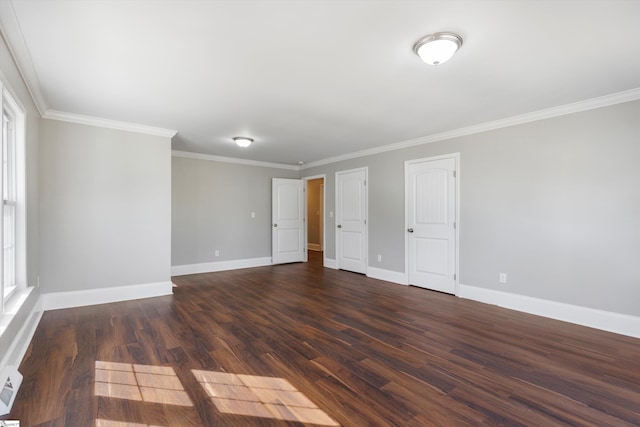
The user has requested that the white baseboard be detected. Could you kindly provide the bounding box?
[458,284,640,339]
[367,266,407,285]
[171,257,272,276]
[308,243,322,251]
[324,258,337,269]
[41,281,173,311]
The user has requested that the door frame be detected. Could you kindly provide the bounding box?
[335,167,368,274]
[303,174,326,265]
[404,153,460,294]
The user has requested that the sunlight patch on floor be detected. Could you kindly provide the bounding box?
[95,420,163,427]
[192,370,339,426]
[94,361,192,407]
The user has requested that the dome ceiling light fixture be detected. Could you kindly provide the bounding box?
[413,32,463,66]
[233,136,253,147]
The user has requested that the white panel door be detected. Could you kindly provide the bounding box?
[272,178,305,264]
[336,168,367,274]
[406,156,457,294]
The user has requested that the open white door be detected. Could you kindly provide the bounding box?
[406,155,458,294]
[272,178,305,264]
[336,168,367,274]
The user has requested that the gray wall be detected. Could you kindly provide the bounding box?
[302,100,640,317]
[0,33,40,365]
[172,156,298,266]
[39,120,171,292]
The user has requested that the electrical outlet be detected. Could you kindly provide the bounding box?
[377,254,382,262]
[499,273,507,283]
[251,212,255,218]
[215,250,220,257]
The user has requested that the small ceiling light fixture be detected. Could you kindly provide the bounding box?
[413,32,463,66]
[233,136,253,148]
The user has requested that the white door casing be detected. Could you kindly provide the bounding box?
[406,155,458,294]
[272,178,305,264]
[302,174,326,265]
[319,183,324,251]
[336,168,367,274]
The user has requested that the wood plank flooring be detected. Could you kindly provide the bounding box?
[7,251,640,426]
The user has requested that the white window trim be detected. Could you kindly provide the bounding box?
[0,79,27,315]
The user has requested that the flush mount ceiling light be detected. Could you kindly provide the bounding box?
[413,32,463,66]
[233,136,253,148]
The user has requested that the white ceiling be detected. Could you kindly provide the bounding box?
[3,0,640,166]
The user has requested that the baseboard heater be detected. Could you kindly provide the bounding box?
[0,366,22,416]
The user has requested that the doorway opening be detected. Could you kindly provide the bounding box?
[305,176,325,267]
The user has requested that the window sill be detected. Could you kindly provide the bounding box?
[3,285,17,304]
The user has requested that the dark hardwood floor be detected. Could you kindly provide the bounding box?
[7,251,640,426]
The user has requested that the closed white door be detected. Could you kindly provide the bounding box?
[406,156,457,294]
[336,168,367,274]
[272,178,305,264]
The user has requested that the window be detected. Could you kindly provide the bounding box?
[0,87,24,315]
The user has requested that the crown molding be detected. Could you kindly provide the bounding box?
[0,2,177,138]
[172,150,300,171]
[301,87,640,169]
[2,0,639,165]
[0,0,48,115]
[44,110,177,138]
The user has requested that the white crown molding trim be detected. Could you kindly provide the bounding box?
[44,110,177,138]
[171,257,272,276]
[458,284,640,339]
[0,0,48,115]
[172,150,299,171]
[367,267,407,286]
[301,87,640,170]
[41,281,173,311]
[0,6,177,139]
[4,0,638,169]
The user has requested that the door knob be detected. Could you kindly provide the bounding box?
[407,228,414,233]
[273,223,278,227]
[337,224,342,228]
